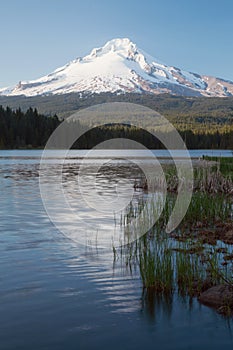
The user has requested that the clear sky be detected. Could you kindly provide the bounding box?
[0,0,233,87]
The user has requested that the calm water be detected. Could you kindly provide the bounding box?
[0,150,233,350]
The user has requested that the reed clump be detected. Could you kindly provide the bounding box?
[116,157,233,315]
[135,159,233,194]
[138,235,173,294]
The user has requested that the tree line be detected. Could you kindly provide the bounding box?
[0,105,232,149]
[0,106,60,148]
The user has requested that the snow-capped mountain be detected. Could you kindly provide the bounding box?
[1,38,233,97]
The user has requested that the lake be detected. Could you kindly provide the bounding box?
[0,150,233,350]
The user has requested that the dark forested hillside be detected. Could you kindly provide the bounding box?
[0,106,60,148]
[0,105,232,149]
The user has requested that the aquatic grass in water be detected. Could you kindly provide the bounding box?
[132,191,232,232]
[184,192,232,225]
[119,194,232,305]
[120,229,233,299]
[115,158,233,315]
[138,234,174,294]
[175,248,205,295]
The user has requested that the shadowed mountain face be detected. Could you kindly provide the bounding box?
[1,38,233,98]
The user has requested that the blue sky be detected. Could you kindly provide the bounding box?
[0,0,233,87]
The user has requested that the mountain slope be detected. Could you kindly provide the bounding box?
[1,38,233,97]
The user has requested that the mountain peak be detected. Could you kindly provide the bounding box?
[85,37,137,60]
[1,38,233,97]
[103,37,135,50]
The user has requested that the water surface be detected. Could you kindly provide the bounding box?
[0,150,232,350]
